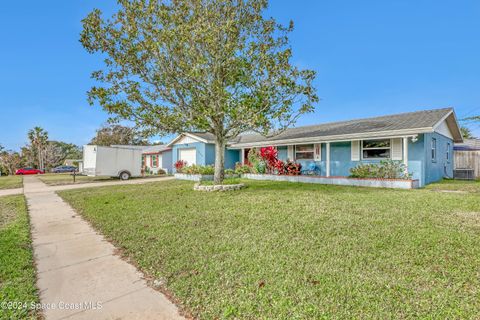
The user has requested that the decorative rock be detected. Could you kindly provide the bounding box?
[193,183,245,192]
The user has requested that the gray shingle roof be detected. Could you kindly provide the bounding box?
[230,108,455,146]
[142,145,171,154]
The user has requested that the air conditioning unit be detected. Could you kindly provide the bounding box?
[453,169,475,180]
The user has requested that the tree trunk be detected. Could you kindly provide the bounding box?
[214,139,225,185]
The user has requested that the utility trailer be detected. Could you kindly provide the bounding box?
[83,145,142,180]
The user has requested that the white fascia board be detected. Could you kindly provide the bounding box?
[229,128,431,149]
[166,133,211,147]
[432,110,463,143]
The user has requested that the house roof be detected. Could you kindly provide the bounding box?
[454,138,480,151]
[109,144,171,154]
[167,108,463,148]
[142,145,171,154]
[230,108,463,147]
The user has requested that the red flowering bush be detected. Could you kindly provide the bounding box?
[174,160,187,173]
[255,146,302,175]
[259,146,279,174]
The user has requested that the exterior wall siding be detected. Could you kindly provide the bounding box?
[423,132,454,185]
[172,142,239,172]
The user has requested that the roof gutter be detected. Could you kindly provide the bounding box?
[228,128,432,149]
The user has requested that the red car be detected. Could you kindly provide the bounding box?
[15,167,44,175]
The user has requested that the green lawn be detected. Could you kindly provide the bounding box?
[0,196,39,319]
[38,173,115,186]
[58,180,480,319]
[0,175,23,190]
[425,178,480,193]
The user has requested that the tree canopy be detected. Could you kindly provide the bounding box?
[89,124,148,146]
[81,0,318,182]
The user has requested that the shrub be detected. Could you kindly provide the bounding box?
[350,160,411,179]
[157,169,166,175]
[181,165,214,175]
[234,163,252,174]
[247,148,265,174]
[198,165,214,175]
[175,160,187,173]
[225,168,235,175]
[285,161,302,175]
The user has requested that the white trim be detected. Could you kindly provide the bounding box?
[230,128,432,149]
[167,133,212,147]
[351,140,360,161]
[287,145,294,161]
[391,138,403,161]
[326,142,331,177]
[403,137,408,168]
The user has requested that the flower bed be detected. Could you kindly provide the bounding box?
[242,174,419,189]
[174,173,239,182]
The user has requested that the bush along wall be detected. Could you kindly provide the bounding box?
[349,160,412,179]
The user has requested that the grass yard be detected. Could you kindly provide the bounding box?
[0,196,39,319]
[38,173,115,186]
[0,175,23,190]
[59,180,480,319]
[425,178,480,193]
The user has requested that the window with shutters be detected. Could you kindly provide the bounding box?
[361,139,391,159]
[295,144,314,160]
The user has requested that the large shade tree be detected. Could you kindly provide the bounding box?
[90,124,148,146]
[81,0,318,183]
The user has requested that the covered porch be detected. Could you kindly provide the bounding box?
[236,135,416,178]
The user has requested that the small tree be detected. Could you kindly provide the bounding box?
[81,0,318,183]
[0,150,23,175]
[460,126,475,139]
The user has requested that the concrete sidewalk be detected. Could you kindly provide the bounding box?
[0,187,23,197]
[24,176,183,320]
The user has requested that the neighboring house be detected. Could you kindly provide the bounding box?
[168,108,463,187]
[142,145,173,174]
[454,138,480,178]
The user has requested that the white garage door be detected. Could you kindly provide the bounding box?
[179,148,196,166]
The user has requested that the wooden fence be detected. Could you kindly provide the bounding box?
[454,151,480,178]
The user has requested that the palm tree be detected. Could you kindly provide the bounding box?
[27,127,49,170]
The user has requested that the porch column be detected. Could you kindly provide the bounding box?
[326,142,331,177]
[241,148,245,165]
[403,137,409,171]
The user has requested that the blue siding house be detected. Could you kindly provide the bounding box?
[167,108,463,187]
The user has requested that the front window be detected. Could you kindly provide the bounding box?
[295,144,314,160]
[362,139,391,159]
[431,138,437,161]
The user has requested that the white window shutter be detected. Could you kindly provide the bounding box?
[351,140,360,161]
[391,138,402,160]
[287,145,294,161]
[314,143,322,161]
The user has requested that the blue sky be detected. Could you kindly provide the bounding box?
[1,1,479,151]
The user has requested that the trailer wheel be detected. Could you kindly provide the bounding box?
[119,171,131,180]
